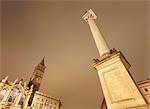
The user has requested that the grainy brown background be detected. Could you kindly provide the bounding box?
[1,0,149,109]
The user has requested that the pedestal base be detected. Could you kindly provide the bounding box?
[128,105,150,109]
[93,51,147,109]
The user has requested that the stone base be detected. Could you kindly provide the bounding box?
[128,105,150,109]
[93,51,148,109]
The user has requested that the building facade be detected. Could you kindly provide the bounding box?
[31,91,60,109]
[137,79,150,104]
[0,59,61,109]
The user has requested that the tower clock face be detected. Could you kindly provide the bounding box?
[35,77,42,84]
[32,76,41,84]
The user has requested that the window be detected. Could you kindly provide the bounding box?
[7,88,20,103]
[39,103,43,108]
[0,88,7,102]
[18,95,25,105]
[145,88,148,92]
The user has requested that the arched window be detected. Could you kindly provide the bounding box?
[39,103,43,108]
[7,87,20,103]
[18,95,25,105]
[0,88,7,102]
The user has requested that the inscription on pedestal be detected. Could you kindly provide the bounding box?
[103,68,133,103]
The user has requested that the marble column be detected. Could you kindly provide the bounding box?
[24,91,32,107]
[83,9,109,56]
[14,92,22,106]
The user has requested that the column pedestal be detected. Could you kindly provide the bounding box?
[92,51,148,109]
[128,105,150,109]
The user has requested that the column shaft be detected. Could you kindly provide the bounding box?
[88,18,109,56]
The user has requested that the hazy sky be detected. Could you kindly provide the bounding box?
[1,1,149,109]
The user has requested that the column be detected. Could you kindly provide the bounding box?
[83,9,148,109]
[24,91,32,107]
[82,9,109,56]
[14,92,22,106]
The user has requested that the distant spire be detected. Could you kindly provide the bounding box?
[40,57,45,66]
[2,76,8,83]
[13,78,18,85]
[19,77,24,84]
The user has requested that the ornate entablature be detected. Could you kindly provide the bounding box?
[0,59,61,109]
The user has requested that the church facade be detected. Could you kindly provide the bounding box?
[0,59,61,109]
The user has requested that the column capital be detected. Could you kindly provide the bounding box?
[82,9,97,22]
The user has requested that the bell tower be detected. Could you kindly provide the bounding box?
[28,58,46,92]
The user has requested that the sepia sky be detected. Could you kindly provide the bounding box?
[1,0,150,109]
